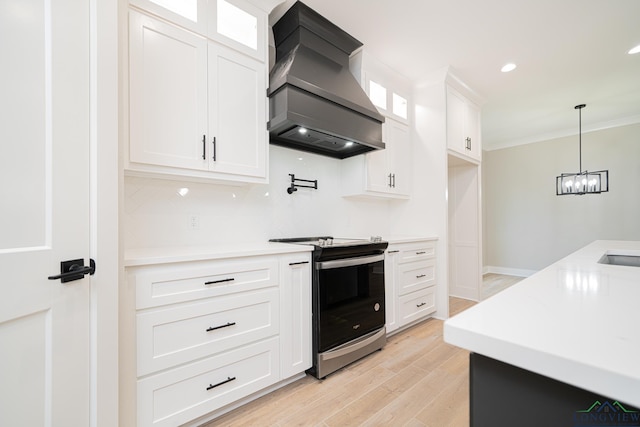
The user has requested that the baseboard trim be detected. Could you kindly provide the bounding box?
[483,266,536,277]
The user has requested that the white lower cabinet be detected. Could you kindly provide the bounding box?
[279,255,312,379]
[127,251,311,426]
[385,239,438,334]
[398,286,437,326]
[137,337,280,427]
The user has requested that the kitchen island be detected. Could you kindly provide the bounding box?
[444,240,640,426]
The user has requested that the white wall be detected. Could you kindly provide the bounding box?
[483,123,640,272]
[124,145,395,249]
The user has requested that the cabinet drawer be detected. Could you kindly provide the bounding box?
[398,259,436,296]
[398,241,436,263]
[137,288,279,376]
[398,286,436,326]
[138,337,279,427]
[132,257,279,309]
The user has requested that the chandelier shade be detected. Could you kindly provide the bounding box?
[556,104,609,196]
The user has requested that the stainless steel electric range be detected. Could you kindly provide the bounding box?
[270,237,388,378]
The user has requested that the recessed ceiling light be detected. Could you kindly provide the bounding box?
[501,63,517,73]
[298,127,308,134]
[629,45,640,55]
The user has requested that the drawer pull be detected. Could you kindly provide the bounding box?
[289,261,309,266]
[204,277,235,285]
[416,251,427,255]
[388,250,400,254]
[416,302,427,308]
[206,376,236,391]
[206,322,236,332]
[416,274,427,279]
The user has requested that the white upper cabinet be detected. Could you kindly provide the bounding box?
[126,1,269,183]
[341,118,411,199]
[365,118,411,196]
[130,0,265,61]
[129,12,208,172]
[384,118,411,195]
[446,85,481,162]
[130,0,207,34]
[208,43,266,178]
[342,51,412,199]
[208,0,266,62]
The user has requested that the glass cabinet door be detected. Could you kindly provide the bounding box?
[130,0,208,35]
[208,0,266,61]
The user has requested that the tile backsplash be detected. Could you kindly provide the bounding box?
[124,145,394,249]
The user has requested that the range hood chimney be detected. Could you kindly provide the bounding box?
[268,1,385,159]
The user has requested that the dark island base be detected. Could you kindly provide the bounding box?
[470,353,639,427]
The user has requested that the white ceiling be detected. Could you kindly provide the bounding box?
[270,0,640,150]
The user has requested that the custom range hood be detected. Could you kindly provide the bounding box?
[268,1,385,159]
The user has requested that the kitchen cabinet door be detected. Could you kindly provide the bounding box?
[384,247,400,334]
[364,118,410,196]
[385,118,411,195]
[208,43,267,179]
[129,0,265,63]
[342,117,411,199]
[127,11,268,183]
[279,255,312,379]
[447,86,481,162]
[129,0,208,35]
[207,0,267,62]
[129,10,208,172]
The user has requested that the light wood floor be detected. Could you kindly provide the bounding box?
[480,273,524,300]
[201,275,521,427]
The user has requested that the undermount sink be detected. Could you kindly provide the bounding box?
[598,251,640,267]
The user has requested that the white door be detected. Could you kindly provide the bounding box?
[447,162,481,301]
[0,0,91,425]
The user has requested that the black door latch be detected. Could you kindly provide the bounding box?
[48,258,96,283]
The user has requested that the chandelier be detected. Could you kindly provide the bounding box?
[556,104,609,195]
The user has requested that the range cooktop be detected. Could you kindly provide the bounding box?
[270,236,383,248]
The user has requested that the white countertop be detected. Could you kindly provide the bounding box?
[444,240,640,408]
[124,242,312,267]
[124,237,437,267]
[384,235,438,245]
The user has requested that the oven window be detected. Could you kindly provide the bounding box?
[317,259,385,351]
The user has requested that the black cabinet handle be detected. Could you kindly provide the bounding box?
[206,376,236,391]
[391,173,396,188]
[202,134,206,160]
[416,302,426,308]
[387,250,400,254]
[212,136,217,161]
[204,277,234,285]
[416,274,427,279]
[206,322,236,332]
[416,251,426,255]
[289,261,309,266]
[388,173,393,188]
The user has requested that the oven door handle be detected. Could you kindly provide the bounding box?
[316,254,384,270]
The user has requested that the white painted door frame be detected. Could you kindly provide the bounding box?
[90,0,119,426]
